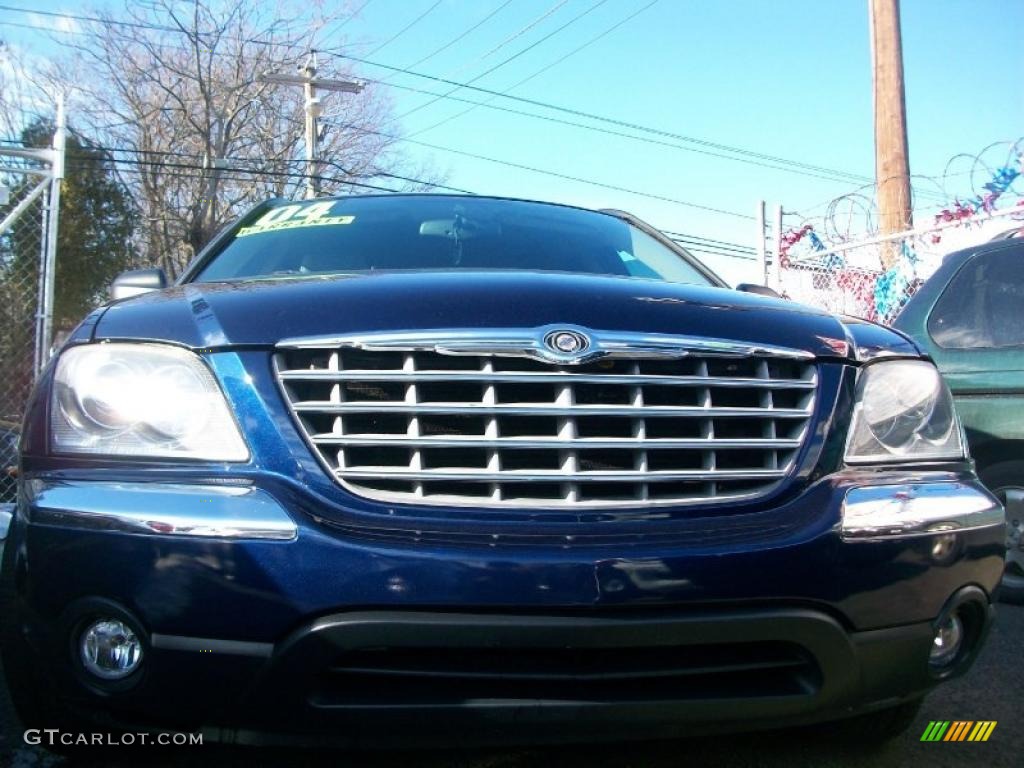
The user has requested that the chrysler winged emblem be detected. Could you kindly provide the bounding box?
[543,329,591,357]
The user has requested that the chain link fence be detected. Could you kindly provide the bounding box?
[777,236,935,326]
[774,208,1024,326]
[0,156,50,502]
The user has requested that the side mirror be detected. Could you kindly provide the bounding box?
[736,283,782,299]
[110,268,168,301]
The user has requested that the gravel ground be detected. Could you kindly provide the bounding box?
[1,604,1020,768]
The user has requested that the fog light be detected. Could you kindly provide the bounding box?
[79,619,143,680]
[929,613,964,668]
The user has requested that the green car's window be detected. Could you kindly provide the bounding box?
[928,244,1024,349]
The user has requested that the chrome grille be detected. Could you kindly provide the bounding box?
[275,329,817,508]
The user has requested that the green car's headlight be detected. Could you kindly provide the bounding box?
[51,343,249,461]
[845,360,965,463]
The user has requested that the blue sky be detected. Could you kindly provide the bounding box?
[2,0,1022,283]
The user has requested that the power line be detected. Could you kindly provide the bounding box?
[667,235,756,254]
[670,243,756,259]
[61,159,283,190]
[363,0,443,58]
[67,148,415,193]
[503,0,661,93]
[3,4,889,190]
[6,3,948,202]
[672,244,758,262]
[25,95,763,219]
[661,230,755,250]
[0,18,89,36]
[366,69,951,203]
[77,117,756,218]
[440,0,569,78]
[80,144,474,194]
[0,2,377,60]
[407,0,660,138]
[395,0,611,125]
[62,161,285,188]
[62,159,759,261]
[0,4,211,34]
[4,47,866,197]
[670,241,757,260]
[69,160,759,266]
[333,0,376,32]
[0,16,897,187]
[386,0,514,77]
[337,80,869,185]
[0,4,303,55]
[320,159,475,194]
[330,53,878,187]
[73,154,406,194]
[324,120,753,219]
[77,136,752,219]
[60,145,764,253]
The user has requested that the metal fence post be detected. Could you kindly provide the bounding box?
[755,200,767,285]
[33,184,51,374]
[40,95,65,370]
[771,204,783,292]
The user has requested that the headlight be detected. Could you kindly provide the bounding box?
[52,343,249,461]
[845,360,965,463]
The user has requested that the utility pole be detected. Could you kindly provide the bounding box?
[259,52,364,199]
[869,0,912,268]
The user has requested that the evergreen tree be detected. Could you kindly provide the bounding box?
[19,119,138,330]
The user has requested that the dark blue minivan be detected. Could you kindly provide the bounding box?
[0,195,1005,749]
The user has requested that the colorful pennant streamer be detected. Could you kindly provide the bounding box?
[932,156,1022,242]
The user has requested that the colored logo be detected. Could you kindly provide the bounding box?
[920,721,997,742]
[544,330,590,356]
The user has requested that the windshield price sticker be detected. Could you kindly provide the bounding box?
[237,202,355,237]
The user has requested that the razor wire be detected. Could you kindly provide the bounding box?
[775,139,1024,327]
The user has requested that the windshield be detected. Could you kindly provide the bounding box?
[193,196,716,286]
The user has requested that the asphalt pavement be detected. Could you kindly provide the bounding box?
[1,604,1021,768]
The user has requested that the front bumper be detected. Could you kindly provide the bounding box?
[238,600,997,746]
[3,600,996,747]
[1,471,1005,744]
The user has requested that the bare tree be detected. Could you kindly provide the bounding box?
[56,0,436,277]
[0,42,40,140]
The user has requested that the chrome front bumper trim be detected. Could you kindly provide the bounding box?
[150,634,274,658]
[841,482,1004,541]
[26,481,297,540]
[275,327,816,364]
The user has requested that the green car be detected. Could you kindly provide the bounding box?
[895,234,1024,603]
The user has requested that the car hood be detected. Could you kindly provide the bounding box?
[92,271,916,360]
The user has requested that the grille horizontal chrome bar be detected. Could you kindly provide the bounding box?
[308,436,804,450]
[275,328,818,509]
[278,370,816,389]
[290,402,812,418]
[277,328,816,362]
[332,468,789,482]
